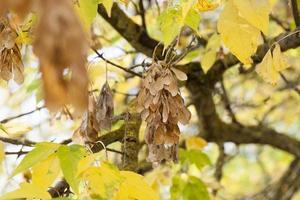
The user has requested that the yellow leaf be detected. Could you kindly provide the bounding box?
[201,33,220,72]
[116,171,159,200]
[15,30,32,45]
[0,182,51,200]
[196,0,219,11]
[217,0,261,64]
[256,44,289,85]
[256,50,277,84]
[31,154,60,189]
[201,50,217,73]
[186,137,207,150]
[182,0,196,19]
[75,0,99,31]
[0,141,4,170]
[79,163,123,199]
[272,43,288,71]
[233,0,271,34]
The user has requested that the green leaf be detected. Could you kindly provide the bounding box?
[171,175,209,200]
[75,0,99,30]
[184,8,201,32]
[179,149,211,170]
[170,175,186,200]
[12,142,60,176]
[183,176,210,200]
[57,144,89,194]
[158,7,183,47]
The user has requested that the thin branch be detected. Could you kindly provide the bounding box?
[280,72,300,96]
[220,78,239,124]
[92,48,143,78]
[106,147,123,154]
[213,143,226,196]
[0,136,35,146]
[291,0,300,27]
[0,106,45,124]
[153,0,160,15]
[270,14,290,31]
[5,150,29,155]
[139,0,147,30]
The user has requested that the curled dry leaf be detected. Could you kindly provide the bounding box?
[33,0,88,112]
[73,95,99,143]
[0,18,24,84]
[95,82,114,131]
[73,82,114,143]
[137,60,191,165]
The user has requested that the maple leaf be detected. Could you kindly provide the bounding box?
[217,0,261,64]
[256,43,289,85]
[233,0,271,34]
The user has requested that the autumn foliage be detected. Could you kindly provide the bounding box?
[0,0,300,199]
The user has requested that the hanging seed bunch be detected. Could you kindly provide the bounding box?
[74,82,114,143]
[95,82,114,131]
[137,59,191,165]
[0,18,24,84]
[33,0,88,112]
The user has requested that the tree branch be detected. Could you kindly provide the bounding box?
[0,106,45,124]
[291,0,300,27]
[92,48,143,78]
[97,3,162,58]
[242,159,300,200]
[0,136,35,146]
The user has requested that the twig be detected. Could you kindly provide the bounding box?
[0,136,35,146]
[213,143,226,196]
[5,150,29,155]
[220,77,239,124]
[291,0,300,27]
[0,106,45,124]
[270,14,290,31]
[106,147,123,154]
[280,72,300,96]
[154,0,160,15]
[92,48,143,78]
[139,0,147,30]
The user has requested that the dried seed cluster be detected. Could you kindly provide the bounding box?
[33,0,88,112]
[137,61,191,165]
[0,18,24,84]
[74,82,114,143]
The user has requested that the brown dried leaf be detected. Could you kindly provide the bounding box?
[95,82,114,130]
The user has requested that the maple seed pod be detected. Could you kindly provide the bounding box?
[137,60,191,165]
[95,82,114,131]
[0,18,24,84]
[33,0,88,112]
[73,82,114,143]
